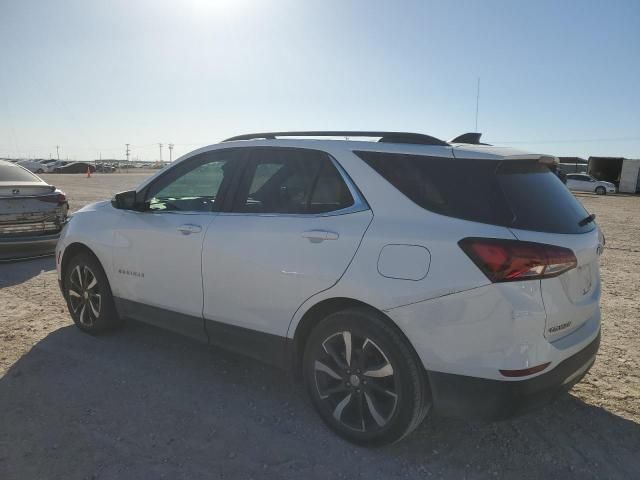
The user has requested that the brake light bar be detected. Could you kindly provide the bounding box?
[459,237,577,283]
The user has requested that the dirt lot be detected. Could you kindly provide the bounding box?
[1,173,639,479]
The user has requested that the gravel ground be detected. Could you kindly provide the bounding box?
[1,173,639,479]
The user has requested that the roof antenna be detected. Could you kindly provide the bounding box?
[474,77,480,132]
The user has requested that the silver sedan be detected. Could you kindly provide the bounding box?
[0,160,69,261]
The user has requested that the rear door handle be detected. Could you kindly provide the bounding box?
[301,230,339,242]
[178,224,202,235]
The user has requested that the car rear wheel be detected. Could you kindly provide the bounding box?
[595,186,606,195]
[63,252,122,334]
[303,307,430,446]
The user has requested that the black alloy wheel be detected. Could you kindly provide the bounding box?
[67,264,102,328]
[64,252,121,333]
[313,331,399,433]
[304,308,430,446]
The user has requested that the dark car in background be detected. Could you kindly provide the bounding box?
[0,160,69,261]
[53,162,96,174]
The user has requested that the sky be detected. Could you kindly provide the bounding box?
[1,0,639,161]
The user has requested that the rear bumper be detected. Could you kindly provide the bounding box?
[0,233,60,261]
[427,331,600,420]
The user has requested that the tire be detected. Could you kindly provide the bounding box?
[36,169,44,174]
[595,186,606,195]
[63,252,122,334]
[303,307,430,446]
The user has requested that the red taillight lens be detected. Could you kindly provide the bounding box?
[459,238,577,282]
[40,191,67,204]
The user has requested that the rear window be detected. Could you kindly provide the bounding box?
[0,163,39,182]
[355,151,595,234]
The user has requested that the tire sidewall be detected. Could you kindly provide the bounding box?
[303,309,425,446]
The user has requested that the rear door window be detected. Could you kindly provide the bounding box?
[233,148,354,214]
[355,151,595,234]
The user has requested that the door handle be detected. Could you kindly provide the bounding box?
[178,224,202,235]
[301,230,339,242]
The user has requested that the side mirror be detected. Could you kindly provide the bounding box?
[112,190,144,210]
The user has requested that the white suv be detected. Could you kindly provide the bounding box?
[56,131,602,445]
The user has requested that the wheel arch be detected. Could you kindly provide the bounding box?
[291,296,423,378]
[60,242,106,291]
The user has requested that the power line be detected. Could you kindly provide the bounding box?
[493,136,640,144]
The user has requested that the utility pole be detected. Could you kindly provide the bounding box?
[125,144,130,162]
[158,143,163,163]
[475,77,480,132]
[56,145,60,161]
[168,143,174,162]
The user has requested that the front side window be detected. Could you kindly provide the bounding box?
[233,148,354,214]
[145,150,237,212]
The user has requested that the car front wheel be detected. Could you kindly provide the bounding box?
[303,307,430,446]
[63,252,122,334]
[595,186,606,195]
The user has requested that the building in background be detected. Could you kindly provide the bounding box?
[558,157,588,174]
[588,157,640,193]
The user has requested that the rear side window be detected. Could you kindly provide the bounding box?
[0,163,39,182]
[355,151,595,234]
[233,148,354,214]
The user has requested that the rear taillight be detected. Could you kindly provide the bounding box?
[41,191,67,204]
[458,237,577,282]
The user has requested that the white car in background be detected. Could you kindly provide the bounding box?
[17,159,49,174]
[566,173,616,194]
[56,131,603,445]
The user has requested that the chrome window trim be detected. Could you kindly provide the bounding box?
[133,148,370,217]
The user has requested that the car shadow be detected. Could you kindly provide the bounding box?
[0,256,56,288]
[1,322,638,480]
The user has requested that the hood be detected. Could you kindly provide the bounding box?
[75,200,112,214]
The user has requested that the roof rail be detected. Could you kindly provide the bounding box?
[222,131,449,146]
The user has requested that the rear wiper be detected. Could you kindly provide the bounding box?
[578,213,596,227]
